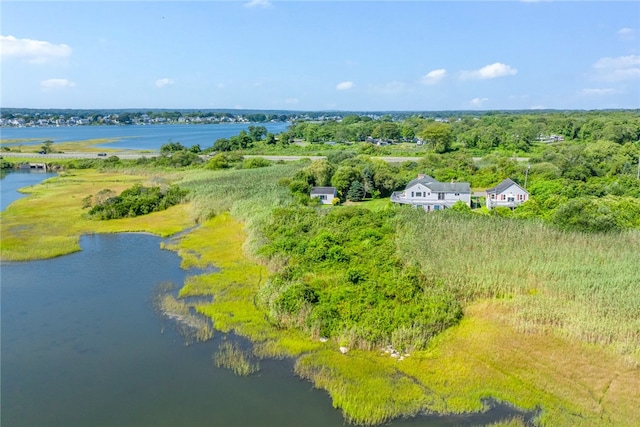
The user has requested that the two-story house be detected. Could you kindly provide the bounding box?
[390,174,471,211]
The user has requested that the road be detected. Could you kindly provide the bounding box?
[1,152,530,163]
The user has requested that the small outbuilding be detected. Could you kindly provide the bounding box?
[310,187,338,205]
[485,178,529,209]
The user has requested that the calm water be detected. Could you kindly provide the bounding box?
[0,122,290,151]
[0,170,57,211]
[1,174,533,426]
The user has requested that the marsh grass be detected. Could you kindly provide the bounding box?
[213,340,260,376]
[152,283,213,345]
[295,349,432,425]
[1,170,194,261]
[396,210,640,354]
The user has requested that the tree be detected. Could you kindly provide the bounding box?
[331,165,361,196]
[372,122,401,141]
[306,160,335,186]
[213,138,232,152]
[346,181,365,202]
[160,140,187,153]
[41,140,54,154]
[248,125,267,142]
[419,123,453,153]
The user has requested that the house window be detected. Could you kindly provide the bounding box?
[319,195,326,200]
[454,193,460,196]
[490,194,495,199]
[501,194,505,200]
[507,197,515,202]
[416,192,422,197]
[438,193,445,200]
[411,192,414,197]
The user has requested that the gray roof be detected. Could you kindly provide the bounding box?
[405,175,436,188]
[311,187,337,195]
[485,178,525,194]
[405,175,471,193]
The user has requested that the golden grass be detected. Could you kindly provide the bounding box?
[1,170,194,261]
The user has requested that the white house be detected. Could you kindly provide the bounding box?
[485,178,529,209]
[310,187,337,205]
[390,174,471,211]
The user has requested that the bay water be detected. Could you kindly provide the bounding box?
[0,122,290,151]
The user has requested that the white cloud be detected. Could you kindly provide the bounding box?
[579,88,617,96]
[617,27,636,40]
[155,77,174,88]
[469,97,488,107]
[336,81,353,91]
[244,0,271,8]
[1,35,72,64]
[41,78,76,89]
[460,62,518,80]
[592,55,640,81]
[421,69,447,85]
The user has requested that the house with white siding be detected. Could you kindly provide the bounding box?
[390,174,471,212]
[310,187,338,205]
[485,178,529,209]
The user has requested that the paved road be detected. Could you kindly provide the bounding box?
[2,152,530,163]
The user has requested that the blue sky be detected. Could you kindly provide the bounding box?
[1,1,639,111]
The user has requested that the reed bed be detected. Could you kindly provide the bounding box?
[395,209,640,354]
[152,287,213,345]
[213,340,260,376]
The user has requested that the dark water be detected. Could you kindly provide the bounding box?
[1,234,347,427]
[0,170,57,211]
[0,122,290,151]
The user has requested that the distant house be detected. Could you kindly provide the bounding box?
[391,174,471,212]
[310,187,337,205]
[485,178,529,209]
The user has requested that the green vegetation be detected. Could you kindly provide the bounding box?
[85,183,188,220]
[2,110,640,426]
[0,170,194,261]
[258,206,462,351]
[152,284,214,345]
[213,340,260,376]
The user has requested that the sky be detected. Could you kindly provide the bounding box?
[1,1,639,111]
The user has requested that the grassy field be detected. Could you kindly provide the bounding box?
[2,164,639,426]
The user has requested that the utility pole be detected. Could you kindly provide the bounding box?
[637,154,640,180]
[524,164,531,190]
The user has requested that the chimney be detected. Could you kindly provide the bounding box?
[418,173,425,179]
